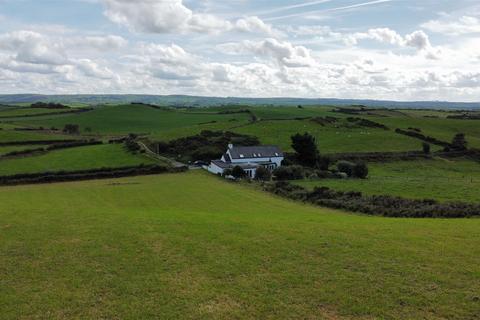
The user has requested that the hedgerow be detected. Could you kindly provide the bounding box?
[264,181,480,218]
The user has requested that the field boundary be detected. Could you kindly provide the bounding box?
[0,164,187,186]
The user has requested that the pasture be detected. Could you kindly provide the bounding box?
[0,172,479,319]
[0,144,157,176]
[296,158,480,203]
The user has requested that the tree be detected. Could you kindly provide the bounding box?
[422,142,431,154]
[255,166,271,181]
[63,124,80,135]
[451,133,467,150]
[232,166,247,179]
[353,162,369,179]
[291,132,320,167]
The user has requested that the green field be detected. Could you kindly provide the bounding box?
[0,172,479,319]
[16,104,251,136]
[0,144,157,175]
[367,115,480,149]
[0,107,74,118]
[232,119,428,153]
[0,145,49,156]
[296,158,480,203]
[0,128,72,143]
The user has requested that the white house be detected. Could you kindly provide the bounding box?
[207,144,284,178]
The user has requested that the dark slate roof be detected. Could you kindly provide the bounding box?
[211,160,261,170]
[211,160,233,169]
[228,146,283,159]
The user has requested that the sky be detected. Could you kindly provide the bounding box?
[0,0,479,101]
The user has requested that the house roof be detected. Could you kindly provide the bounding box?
[210,160,268,170]
[228,145,283,159]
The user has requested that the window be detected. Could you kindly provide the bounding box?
[240,154,244,158]
[258,153,262,157]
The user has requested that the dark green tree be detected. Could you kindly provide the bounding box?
[291,132,320,167]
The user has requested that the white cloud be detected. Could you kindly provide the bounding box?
[422,15,480,36]
[102,0,278,36]
[0,31,68,65]
[220,38,315,68]
[346,28,441,59]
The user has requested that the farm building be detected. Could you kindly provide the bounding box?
[207,144,284,178]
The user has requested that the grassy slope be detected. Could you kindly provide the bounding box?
[232,119,426,153]
[0,144,157,175]
[0,171,479,319]
[15,104,251,136]
[296,158,480,203]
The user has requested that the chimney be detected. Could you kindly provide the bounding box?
[228,143,233,149]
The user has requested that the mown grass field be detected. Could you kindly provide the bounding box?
[296,158,480,203]
[0,171,479,319]
[0,144,157,175]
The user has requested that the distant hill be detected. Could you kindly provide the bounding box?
[0,94,478,110]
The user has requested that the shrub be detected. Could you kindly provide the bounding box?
[353,161,369,179]
[422,142,431,154]
[452,133,467,151]
[337,161,355,177]
[232,166,247,179]
[63,124,80,135]
[273,165,304,180]
[255,166,272,181]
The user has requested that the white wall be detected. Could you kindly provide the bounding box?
[207,163,224,175]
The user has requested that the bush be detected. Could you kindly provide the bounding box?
[422,142,431,154]
[337,161,355,177]
[452,133,467,151]
[255,166,272,181]
[353,161,369,179]
[63,124,80,135]
[273,165,304,180]
[232,166,247,179]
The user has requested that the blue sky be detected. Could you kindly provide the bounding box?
[0,0,479,101]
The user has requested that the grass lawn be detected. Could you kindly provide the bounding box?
[0,144,157,175]
[296,158,480,203]
[232,119,429,153]
[0,171,479,319]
